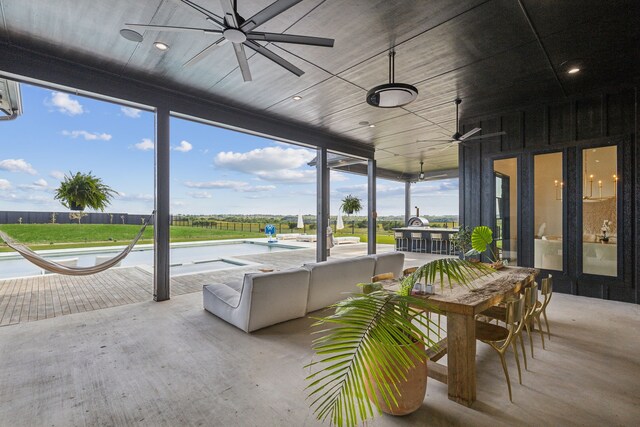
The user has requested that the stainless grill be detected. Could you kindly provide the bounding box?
[407,216,430,227]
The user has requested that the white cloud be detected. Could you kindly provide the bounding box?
[215,146,315,172]
[62,130,112,141]
[18,178,51,191]
[0,158,38,175]
[46,91,84,115]
[50,170,66,180]
[117,192,154,201]
[184,180,276,193]
[0,179,12,190]
[134,138,154,151]
[121,106,142,118]
[173,140,193,152]
[188,191,212,199]
[213,146,316,184]
[254,169,315,183]
[331,171,350,182]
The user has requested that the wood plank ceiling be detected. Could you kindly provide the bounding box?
[0,0,638,179]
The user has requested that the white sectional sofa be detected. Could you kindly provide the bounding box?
[203,252,405,332]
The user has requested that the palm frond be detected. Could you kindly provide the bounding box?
[305,291,437,427]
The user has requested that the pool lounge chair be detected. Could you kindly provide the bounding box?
[334,236,360,245]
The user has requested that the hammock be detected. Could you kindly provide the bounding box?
[0,213,154,276]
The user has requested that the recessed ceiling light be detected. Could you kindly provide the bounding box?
[369,124,376,128]
[154,42,169,51]
[358,121,370,126]
[567,67,580,74]
[292,95,302,101]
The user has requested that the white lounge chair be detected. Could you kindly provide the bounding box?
[334,236,360,245]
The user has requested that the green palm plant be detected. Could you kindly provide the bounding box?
[466,225,498,263]
[340,195,362,234]
[305,258,493,427]
[54,171,116,211]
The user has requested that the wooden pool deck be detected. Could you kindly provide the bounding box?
[0,244,440,327]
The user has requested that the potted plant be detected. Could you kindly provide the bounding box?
[305,258,492,427]
[450,225,472,259]
[54,171,116,211]
[465,225,503,269]
[340,194,362,234]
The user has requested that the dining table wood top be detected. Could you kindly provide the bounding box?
[382,266,539,317]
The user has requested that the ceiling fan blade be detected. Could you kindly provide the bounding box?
[219,0,240,27]
[179,0,225,28]
[458,127,481,140]
[422,173,449,181]
[125,23,222,34]
[246,32,334,47]
[244,40,304,76]
[241,0,304,32]
[463,131,506,141]
[183,37,226,67]
[416,139,453,143]
[232,42,252,81]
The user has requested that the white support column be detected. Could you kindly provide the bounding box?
[316,148,329,262]
[368,159,377,255]
[154,106,170,301]
[405,181,412,224]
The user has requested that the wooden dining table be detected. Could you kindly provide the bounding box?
[383,266,538,406]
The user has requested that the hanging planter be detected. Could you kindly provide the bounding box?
[54,171,116,212]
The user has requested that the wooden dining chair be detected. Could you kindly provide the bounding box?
[371,272,394,282]
[475,292,526,402]
[532,275,553,348]
[402,266,418,277]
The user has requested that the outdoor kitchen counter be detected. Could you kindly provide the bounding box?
[392,227,459,253]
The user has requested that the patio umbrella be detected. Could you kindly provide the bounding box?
[336,210,345,230]
[297,213,304,229]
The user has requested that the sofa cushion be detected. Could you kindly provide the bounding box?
[203,268,310,333]
[304,256,376,313]
[372,252,405,278]
[246,268,310,332]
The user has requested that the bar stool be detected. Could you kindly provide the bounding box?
[431,233,445,254]
[449,238,458,256]
[394,231,408,251]
[411,232,426,253]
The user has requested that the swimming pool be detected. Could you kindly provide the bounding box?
[0,241,298,280]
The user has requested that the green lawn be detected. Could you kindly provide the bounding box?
[0,223,398,252]
[0,224,263,252]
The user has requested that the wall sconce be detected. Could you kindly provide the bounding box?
[554,179,564,200]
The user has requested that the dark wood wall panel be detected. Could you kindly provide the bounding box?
[501,112,523,152]
[548,102,572,144]
[576,95,603,140]
[460,87,638,304]
[606,91,635,136]
[524,107,546,148]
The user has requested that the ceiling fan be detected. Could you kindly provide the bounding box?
[124,0,335,82]
[417,98,506,151]
[415,161,448,182]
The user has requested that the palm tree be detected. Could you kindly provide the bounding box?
[340,194,362,234]
[54,171,116,211]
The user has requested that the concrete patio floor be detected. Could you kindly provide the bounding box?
[0,268,638,426]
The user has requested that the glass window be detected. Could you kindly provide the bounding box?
[494,158,518,265]
[534,152,563,271]
[582,146,618,276]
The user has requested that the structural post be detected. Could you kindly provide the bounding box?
[316,147,329,262]
[404,181,412,224]
[368,159,377,255]
[154,106,170,301]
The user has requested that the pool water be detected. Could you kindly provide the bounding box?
[0,242,295,280]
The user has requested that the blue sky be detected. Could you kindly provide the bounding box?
[0,84,458,216]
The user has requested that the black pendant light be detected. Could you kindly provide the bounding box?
[366,49,418,108]
[419,161,425,181]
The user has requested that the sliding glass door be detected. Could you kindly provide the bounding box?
[494,158,518,265]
